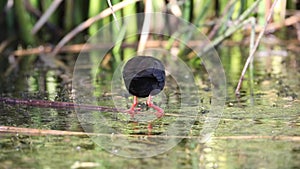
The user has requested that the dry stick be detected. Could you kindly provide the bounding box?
[248,17,256,105]
[235,0,279,95]
[295,21,300,41]
[201,17,255,55]
[31,0,63,34]
[198,0,262,56]
[137,0,152,53]
[1,126,300,141]
[201,1,259,52]
[52,0,141,56]
[207,0,235,40]
[13,43,115,56]
[168,0,182,17]
[256,14,300,32]
[0,37,15,54]
[12,40,192,57]
[24,0,63,36]
[107,0,120,30]
[24,35,300,57]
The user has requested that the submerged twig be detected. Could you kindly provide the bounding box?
[0,97,120,112]
[215,135,300,141]
[1,126,300,141]
[0,97,198,118]
[235,0,279,95]
[0,126,89,136]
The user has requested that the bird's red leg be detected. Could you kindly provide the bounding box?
[147,96,164,118]
[126,96,138,117]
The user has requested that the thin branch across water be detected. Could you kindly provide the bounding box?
[1,126,299,141]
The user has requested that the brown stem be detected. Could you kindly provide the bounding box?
[1,126,300,141]
[11,40,200,57]
[52,0,141,56]
[235,0,279,95]
[207,0,235,40]
[24,0,63,36]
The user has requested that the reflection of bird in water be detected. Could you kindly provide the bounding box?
[122,56,165,118]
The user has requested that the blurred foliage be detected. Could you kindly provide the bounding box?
[0,0,298,47]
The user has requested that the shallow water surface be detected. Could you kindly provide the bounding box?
[0,44,299,168]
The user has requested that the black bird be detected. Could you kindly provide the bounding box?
[122,56,165,118]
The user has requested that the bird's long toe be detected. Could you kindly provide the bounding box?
[155,109,164,118]
[125,109,137,118]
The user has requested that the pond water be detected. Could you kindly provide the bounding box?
[0,38,299,168]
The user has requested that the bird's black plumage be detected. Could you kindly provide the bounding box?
[122,56,165,98]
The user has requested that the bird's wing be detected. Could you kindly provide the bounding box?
[152,60,165,81]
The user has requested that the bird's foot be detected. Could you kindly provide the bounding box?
[152,105,164,118]
[147,99,164,118]
[155,109,164,118]
[125,107,141,118]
